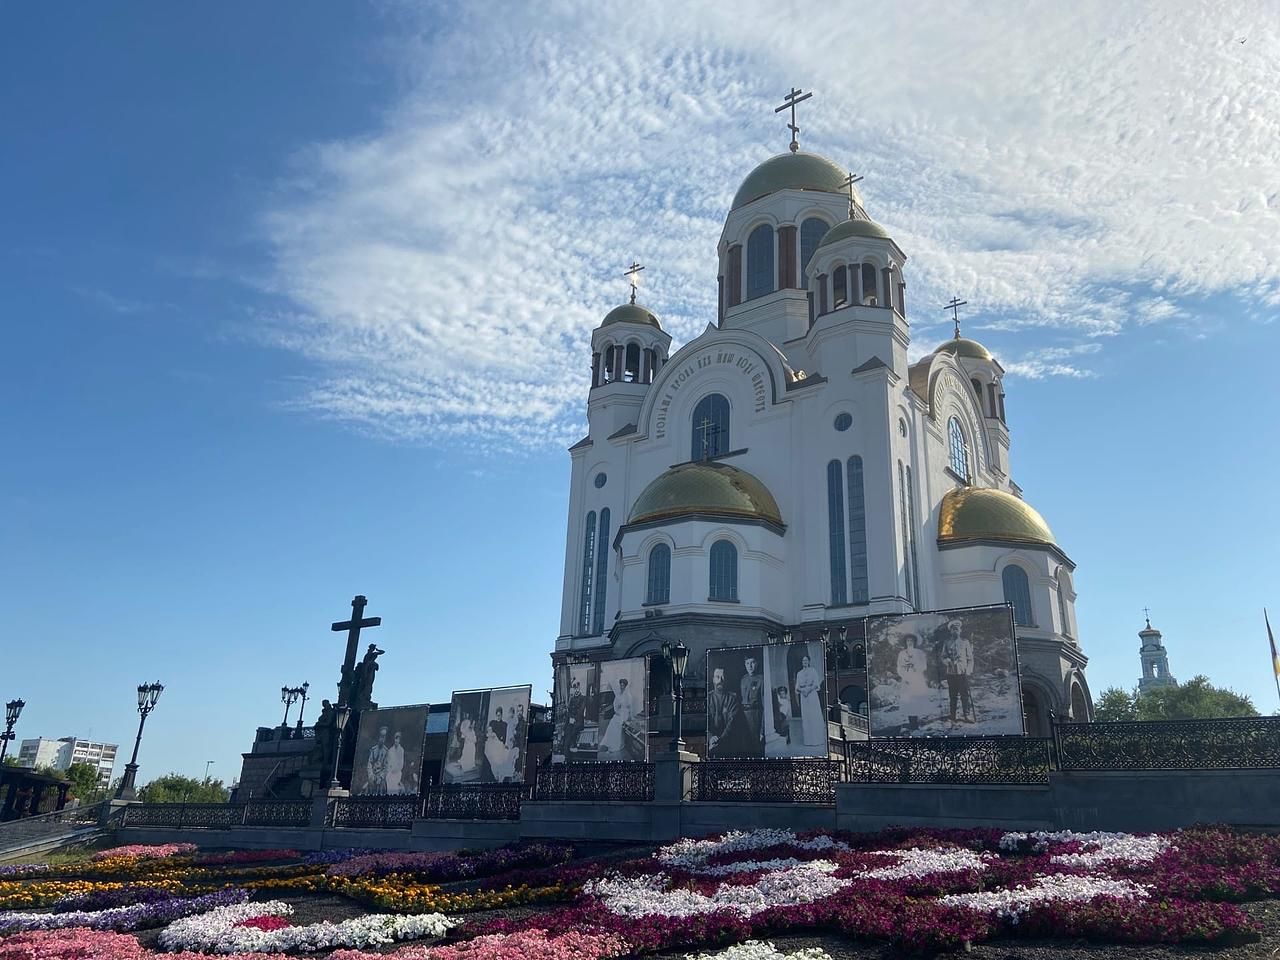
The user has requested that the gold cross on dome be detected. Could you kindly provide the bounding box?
[774,87,813,153]
[842,171,864,214]
[623,261,645,304]
[944,296,968,339]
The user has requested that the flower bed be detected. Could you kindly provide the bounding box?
[0,889,248,935]
[92,843,198,863]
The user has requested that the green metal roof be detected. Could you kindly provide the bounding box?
[731,152,852,211]
[601,303,662,329]
[816,216,891,246]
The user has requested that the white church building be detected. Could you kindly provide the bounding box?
[554,137,1092,739]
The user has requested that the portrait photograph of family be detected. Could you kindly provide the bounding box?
[440,685,532,784]
[706,641,827,759]
[551,656,649,763]
[349,705,428,796]
[866,605,1024,738]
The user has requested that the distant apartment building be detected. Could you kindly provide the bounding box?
[17,737,118,788]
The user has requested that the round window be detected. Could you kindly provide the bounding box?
[593,472,607,489]
[833,412,853,432]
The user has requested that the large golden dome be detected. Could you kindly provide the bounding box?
[731,152,854,211]
[934,337,994,362]
[601,303,661,329]
[629,462,783,526]
[938,487,1056,547]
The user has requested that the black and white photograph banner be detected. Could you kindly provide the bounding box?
[867,605,1024,737]
[552,656,649,763]
[705,641,827,759]
[349,704,429,796]
[441,684,532,784]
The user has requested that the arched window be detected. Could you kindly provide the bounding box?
[898,460,915,608]
[1022,685,1045,736]
[905,464,921,608]
[690,393,730,461]
[832,265,847,307]
[1056,569,1073,638]
[846,455,869,604]
[646,543,671,605]
[1070,682,1089,722]
[947,416,970,482]
[1002,565,1034,627]
[625,343,641,383]
[708,540,738,601]
[860,263,878,305]
[970,378,983,405]
[592,509,610,635]
[800,217,828,288]
[602,345,616,383]
[746,224,774,299]
[827,460,847,605]
[578,512,596,634]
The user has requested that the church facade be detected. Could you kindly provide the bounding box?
[555,145,1092,739]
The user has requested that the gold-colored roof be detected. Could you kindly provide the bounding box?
[601,303,662,329]
[629,461,783,526]
[934,337,994,361]
[817,216,891,246]
[938,486,1056,547]
[731,152,853,211]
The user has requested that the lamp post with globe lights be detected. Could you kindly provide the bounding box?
[115,683,164,801]
[661,640,690,752]
[0,699,24,767]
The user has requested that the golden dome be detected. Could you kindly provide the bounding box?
[816,216,891,246]
[601,303,661,329]
[731,152,854,211]
[630,461,783,526]
[935,337,994,362]
[938,487,1056,547]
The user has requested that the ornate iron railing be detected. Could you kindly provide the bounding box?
[421,784,524,821]
[121,802,244,829]
[692,759,840,803]
[330,796,417,829]
[242,800,311,827]
[534,762,655,802]
[843,736,1052,784]
[1054,716,1280,771]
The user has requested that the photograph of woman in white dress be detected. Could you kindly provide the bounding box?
[484,706,519,782]
[348,705,428,795]
[595,658,648,761]
[794,653,825,747]
[895,632,933,726]
[385,730,406,794]
[599,676,633,758]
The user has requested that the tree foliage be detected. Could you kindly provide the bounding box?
[64,762,103,801]
[138,773,230,804]
[1092,675,1258,722]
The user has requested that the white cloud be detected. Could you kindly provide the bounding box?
[256,1,1280,449]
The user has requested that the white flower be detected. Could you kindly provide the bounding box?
[656,829,849,871]
[941,873,1150,921]
[998,830,1172,867]
[585,861,848,918]
[157,900,456,953]
[683,940,835,960]
[856,846,993,880]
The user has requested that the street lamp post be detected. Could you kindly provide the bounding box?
[280,686,299,730]
[293,682,310,737]
[115,682,163,801]
[204,760,214,782]
[662,641,689,752]
[328,705,351,790]
[0,699,25,767]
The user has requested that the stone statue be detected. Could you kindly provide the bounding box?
[312,699,337,777]
[350,643,384,712]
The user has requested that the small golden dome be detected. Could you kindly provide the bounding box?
[816,216,891,246]
[935,337,994,362]
[731,152,853,211]
[938,487,1056,547]
[630,461,783,526]
[601,303,661,329]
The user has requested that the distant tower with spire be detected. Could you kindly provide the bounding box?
[1137,610,1177,693]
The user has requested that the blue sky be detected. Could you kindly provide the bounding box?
[2,2,1277,786]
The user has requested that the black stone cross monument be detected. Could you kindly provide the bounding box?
[332,595,381,707]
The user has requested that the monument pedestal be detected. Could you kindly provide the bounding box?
[311,787,348,830]
[652,749,698,841]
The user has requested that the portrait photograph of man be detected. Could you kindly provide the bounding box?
[349,705,428,796]
[705,646,765,758]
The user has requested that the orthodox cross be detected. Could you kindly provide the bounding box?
[1143,606,1151,628]
[842,171,864,215]
[332,595,381,704]
[774,86,812,154]
[623,261,645,305]
[943,296,968,339]
[696,416,721,460]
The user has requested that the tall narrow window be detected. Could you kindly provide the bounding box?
[708,540,738,601]
[905,464,921,610]
[1056,569,1073,638]
[860,263,878,305]
[832,265,848,307]
[800,218,828,289]
[646,543,671,605]
[947,416,970,482]
[827,460,847,605]
[746,224,774,299]
[898,461,914,608]
[847,455,869,604]
[690,393,730,460]
[578,512,596,634]
[726,245,742,308]
[625,344,641,382]
[592,508,610,635]
[1003,565,1034,626]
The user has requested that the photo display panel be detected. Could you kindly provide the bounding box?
[552,656,649,762]
[440,684,533,784]
[349,704,429,796]
[866,605,1024,737]
[705,640,827,759]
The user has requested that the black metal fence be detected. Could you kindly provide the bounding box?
[843,736,1053,784]
[1053,715,1280,771]
[330,796,417,829]
[421,784,524,821]
[693,759,842,804]
[533,762,655,802]
[121,800,311,830]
